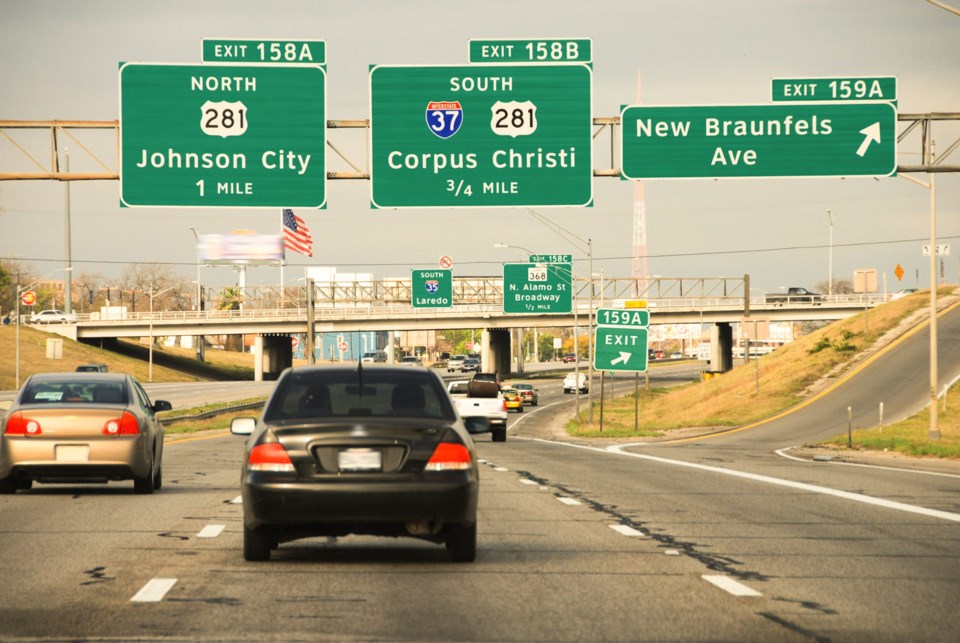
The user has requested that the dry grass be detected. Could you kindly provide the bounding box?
[570,289,954,438]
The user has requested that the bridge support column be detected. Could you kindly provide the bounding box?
[481,329,512,377]
[709,322,734,373]
[254,334,293,381]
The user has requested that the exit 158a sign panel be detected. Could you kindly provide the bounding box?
[620,103,896,179]
[369,64,592,208]
[119,63,326,208]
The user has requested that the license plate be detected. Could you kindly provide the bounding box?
[56,445,90,462]
[337,448,381,472]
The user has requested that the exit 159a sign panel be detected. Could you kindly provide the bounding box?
[119,63,326,208]
[369,64,592,208]
[620,103,896,179]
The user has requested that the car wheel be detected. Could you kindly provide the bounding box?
[446,523,476,562]
[16,478,33,491]
[492,427,507,442]
[0,477,17,494]
[133,464,155,494]
[517,405,523,413]
[153,464,163,490]
[244,524,272,561]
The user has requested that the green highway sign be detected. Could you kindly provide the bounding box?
[594,326,649,372]
[772,76,896,102]
[502,262,572,314]
[529,254,573,263]
[620,103,896,179]
[411,269,453,308]
[201,39,326,65]
[369,64,592,208]
[468,39,592,63]
[119,63,326,208]
[596,307,649,328]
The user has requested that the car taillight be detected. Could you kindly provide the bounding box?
[425,442,473,471]
[248,443,295,472]
[501,399,508,411]
[103,412,139,436]
[4,411,41,435]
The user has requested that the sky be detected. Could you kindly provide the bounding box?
[1,0,959,297]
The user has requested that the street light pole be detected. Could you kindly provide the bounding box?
[188,226,204,362]
[827,209,834,297]
[16,267,73,388]
[148,285,176,382]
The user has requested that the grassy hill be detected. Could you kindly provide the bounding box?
[569,288,959,457]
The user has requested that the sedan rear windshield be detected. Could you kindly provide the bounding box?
[266,370,454,422]
[21,381,128,405]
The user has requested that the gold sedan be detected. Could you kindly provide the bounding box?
[0,373,171,494]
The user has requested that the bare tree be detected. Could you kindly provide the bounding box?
[814,278,854,294]
[120,264,191,311]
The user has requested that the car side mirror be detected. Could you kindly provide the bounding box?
[153,400,172,412]
[231,417,256,435]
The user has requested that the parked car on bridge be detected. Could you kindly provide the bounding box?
[0,372,171,494]
[231,365,480,562]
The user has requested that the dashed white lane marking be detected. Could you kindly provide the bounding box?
[557,497,581,506]
[519,478,539,485]
[131,578,178,603]
[197,524,226,538]
[702,575,762,597]
[494,467,509,472]
[609,524,645,537]
[665,549,681,556]
[230,495,242,504]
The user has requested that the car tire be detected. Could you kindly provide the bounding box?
[517,406,523,413]
[153,464,163,491]
[16,478,33,491]
[244,525,272,561]
[492,427,507,442]
[446,523,477,562]
[0,477,17,494]
[133,465,155,494]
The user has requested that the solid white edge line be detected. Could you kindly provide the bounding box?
[197,524,226,538]
[130,578,178,603]
[514,437,960,524]
[702,575,762,597]
[775,447,960,479]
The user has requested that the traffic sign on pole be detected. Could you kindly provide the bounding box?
[771,76,896,103]
[594,327,649,372]
[502,262,572,314]
[412,269,453,308]
[119,63,326,208]
[620,102,896,179]
[369,64,592,208]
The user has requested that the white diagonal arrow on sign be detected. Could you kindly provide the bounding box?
[856,122,881,157]
[610,351,631,366]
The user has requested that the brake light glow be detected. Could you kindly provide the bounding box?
[425,442,473,471]
[4,412,40,435]
[248,443,295,472]
[103,412,140,436]
[501,399,508,411]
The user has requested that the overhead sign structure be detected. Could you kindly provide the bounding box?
[468,39,592,64]
[502,262,572,314]
[119,63,326,208]
[771,76,896,103]
[620,103,896,179]
[201,39,326,66]
[412,269,453,308]
[369,64,593,208]
[594,307,649,372]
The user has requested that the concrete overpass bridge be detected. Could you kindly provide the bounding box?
[27,276,888,380]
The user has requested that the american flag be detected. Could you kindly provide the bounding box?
[282,209,313,257]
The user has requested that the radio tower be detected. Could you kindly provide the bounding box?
[632,71,648,296]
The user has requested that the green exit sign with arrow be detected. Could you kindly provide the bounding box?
[620,103,896,179]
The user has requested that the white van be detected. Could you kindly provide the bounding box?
[563,372,589,394]
[361,350,388,363]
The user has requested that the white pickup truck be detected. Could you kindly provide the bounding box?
[446,380,508,442]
